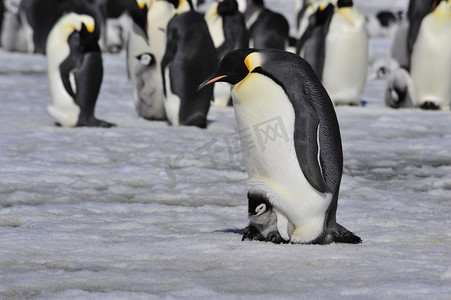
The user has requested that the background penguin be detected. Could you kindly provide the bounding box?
[199,49,361,244]
[1,0,28,52]
[162,10,218,128]
[406,0,436,69]
[244,0,289,50]
[321,0,369,106]
[127,0,190,121]
[410,0,451,110]
[216,0,248,59]
[0,0,4,45]
[46,12,114,127]
[295,3,335,79]
[206,0,248,107]
[242,191,294,243]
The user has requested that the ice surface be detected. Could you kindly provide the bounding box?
[1,0,450,298]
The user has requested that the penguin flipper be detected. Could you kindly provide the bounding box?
[161,24,178,97]
[59,32,84,98]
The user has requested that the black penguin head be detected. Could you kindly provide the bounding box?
[136,53,155,66]
[247,192,271,217]
[130,0,149,38]
[217,0,239,16]
[337,0,353,8]
[198,49,259,89]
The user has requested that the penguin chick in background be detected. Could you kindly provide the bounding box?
[242,191,293,244]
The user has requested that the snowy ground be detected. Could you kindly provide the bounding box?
[1,0,451,299]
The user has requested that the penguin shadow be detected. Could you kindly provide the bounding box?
[214,228,244,235]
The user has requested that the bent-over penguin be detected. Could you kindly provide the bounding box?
[46,12,114,127]
[199,49,361,244]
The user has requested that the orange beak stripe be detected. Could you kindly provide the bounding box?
[204,75,227,86]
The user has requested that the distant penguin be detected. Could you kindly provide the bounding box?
[321,0,369,106]
[1,0,28,52]
[206,0,248,107]
[410,0,451,110]
[162,10,218,128]
[245,0,289,50]
[126,0,166,120]
[127,0,189,121]
[296,3,335,78]
[390,13,410,69]
[216,0,248,59]
[242,190,294,243]
[200,49,361,244]
[385,67,415,108]
[407,0,436,67]
[46,12,114,127]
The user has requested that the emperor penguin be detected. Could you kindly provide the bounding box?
[296,3,335,79]
[162,10,218,128]
[244,0,289,50]
[1,0,28,52]
[243,190,294,243]
[205,0,249,107]
[321,0,369,106]
[127,0,189,121]
[46,12,114,127]
[407,0,436,68]
[199,49,361,244]
[410,0,451,110]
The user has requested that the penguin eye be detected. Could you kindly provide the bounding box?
[255,203,267,216]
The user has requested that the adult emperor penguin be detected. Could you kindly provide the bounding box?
[162,10,218,128]
[205,0,248,107]
[410,0,451,110]
[321,0,369,106]
[199,49,361,244]
[244,0,289,50]
[46,12,114,127]
[296,3,335,78]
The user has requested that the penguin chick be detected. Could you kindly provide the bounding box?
[242,191,293,244]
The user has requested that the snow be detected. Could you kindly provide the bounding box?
[1,0,450,298]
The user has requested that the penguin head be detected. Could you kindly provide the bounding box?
[131,0,149,38]
[337,0,353,8]
[247,192,272,217]
[199,49,261,88]
[136,53,155,66]
[217,0,239,16]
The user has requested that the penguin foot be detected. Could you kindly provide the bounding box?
[265,231,286,244]
[242,225,265,241]
[78,118,117,128]
[329,223,362,244]
[420,101,440,110]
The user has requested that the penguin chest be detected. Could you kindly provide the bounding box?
[46,42,80,127]
[410,9,451,108]
[232,73,310,197]
[322,9,369,104]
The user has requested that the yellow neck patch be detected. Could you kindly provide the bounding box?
[244,52,262,73]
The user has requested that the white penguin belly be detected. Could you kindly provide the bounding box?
[164,67,180,126]
[232,73,332,243]
[410,9,451,109]
[46,45,80,127]
[322,8,369,105]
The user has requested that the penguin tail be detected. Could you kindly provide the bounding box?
[330,223,362,244]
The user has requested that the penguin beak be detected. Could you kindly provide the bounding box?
[198,75,227,91]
